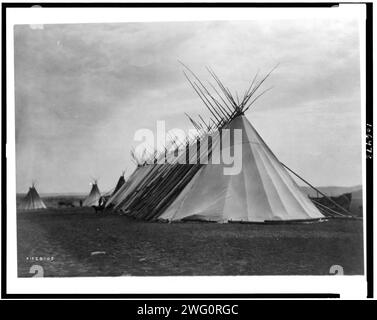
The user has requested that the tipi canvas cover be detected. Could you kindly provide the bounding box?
[159,115,323,222]
[110,173,126,198]
[18,185,47,210]
[105,165,155,208]
[83,182,101,206]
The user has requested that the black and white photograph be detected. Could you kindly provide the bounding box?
[3,3,372,299]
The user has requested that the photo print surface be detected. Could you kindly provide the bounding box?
[14,17,364,279]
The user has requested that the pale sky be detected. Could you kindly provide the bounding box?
[14,19,362,194]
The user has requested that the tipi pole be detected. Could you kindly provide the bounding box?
[281,162,353,216]
[311,199,347,217]
[183,71,222,123]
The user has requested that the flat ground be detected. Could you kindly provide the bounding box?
[17,208,364,277]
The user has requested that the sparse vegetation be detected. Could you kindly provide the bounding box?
[17,207,363,277]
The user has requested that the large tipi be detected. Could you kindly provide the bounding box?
[107,64,331,222]
[83,181,101,206]
[18,184,47,210]
[159,115,322,222]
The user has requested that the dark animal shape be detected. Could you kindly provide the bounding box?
[58,201,74,207]
[92,196,107,213]
[92,205,105,213]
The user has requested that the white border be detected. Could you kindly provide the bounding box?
[6,4,368,298]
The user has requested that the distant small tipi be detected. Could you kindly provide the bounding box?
[83,181,101,206]
[111,171,126,198]
[18,184,47,210]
